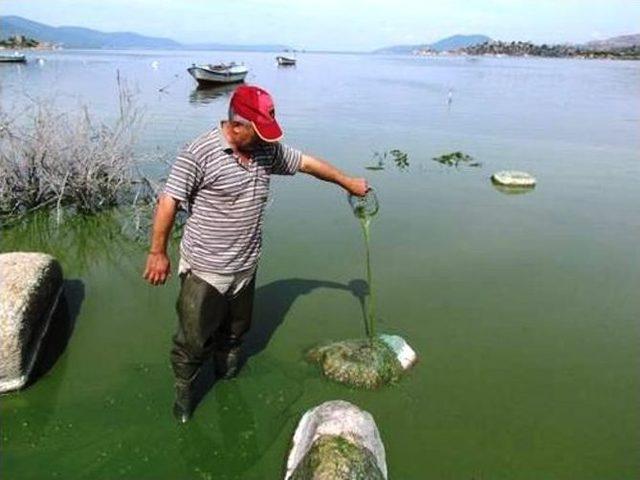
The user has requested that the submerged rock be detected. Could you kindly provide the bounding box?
[491,170,536,187]
[0,252,64,393]
[307,335,416,389]
[285,400,387,480]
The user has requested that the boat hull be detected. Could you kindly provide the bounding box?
[276,56,296,66]
[187,66,248,85]
[0,55,26,63]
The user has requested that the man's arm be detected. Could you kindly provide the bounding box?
[143,194,179,286]
[299,154,368,196]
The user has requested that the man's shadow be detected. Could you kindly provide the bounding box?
[245,278,368,357]
[28,279,85,385]
[191,277,367,408]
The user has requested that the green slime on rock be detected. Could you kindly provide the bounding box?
[290,434,385,480]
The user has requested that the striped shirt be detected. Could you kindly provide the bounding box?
[164,125,302,274]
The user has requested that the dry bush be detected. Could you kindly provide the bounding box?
[0,75,157,224]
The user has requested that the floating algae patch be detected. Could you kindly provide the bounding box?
[432,151,481,168]
[365,150,409,171]
[307,338,402,389]
[289,434,386,480]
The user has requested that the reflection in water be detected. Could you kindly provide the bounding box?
[0,210,148,274]
[491,182,536,196]
[189,84,239,105]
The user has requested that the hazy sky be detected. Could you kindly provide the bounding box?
[4,0,640,51]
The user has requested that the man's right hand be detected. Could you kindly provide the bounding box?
[143,252,171,286]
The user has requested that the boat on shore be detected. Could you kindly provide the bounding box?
[187,62,248,86]
[276,55,296,66]
[0,52,26,63]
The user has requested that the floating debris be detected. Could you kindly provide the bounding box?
[491,170,536,187]
[432,151,481,168]
[365,150,409,171]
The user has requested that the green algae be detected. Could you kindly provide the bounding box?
[307,338,402,389]
[348,190,379,339]
[432,151,481,168]
[289,434,385,480]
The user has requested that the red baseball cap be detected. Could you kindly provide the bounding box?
[230,85,283,142]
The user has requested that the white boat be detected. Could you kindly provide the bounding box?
[276,55,296,66]
[187,62,248,86]
[0,52,26,63]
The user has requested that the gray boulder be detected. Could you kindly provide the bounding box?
[0,252,63,393]
[285,400,387,480]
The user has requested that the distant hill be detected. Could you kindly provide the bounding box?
[0,16,292,51]
[374,34,491,54]
[0,16,180,49]
[430,34,492,51]
[585,34,640,50]
[373,44,427,55]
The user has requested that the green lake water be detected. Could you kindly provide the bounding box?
[1,51,639,479]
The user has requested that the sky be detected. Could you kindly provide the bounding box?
[3,0,640,51]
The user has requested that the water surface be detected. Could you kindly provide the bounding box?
[1,50,639,479]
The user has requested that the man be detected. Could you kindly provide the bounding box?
[143,85,367,422]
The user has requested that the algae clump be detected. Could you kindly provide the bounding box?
[307,338,402,389]
[289,434,386,480]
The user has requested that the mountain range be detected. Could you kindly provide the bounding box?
[2,16,639,54]
[373,34,492,54]
[0,16,289,51]
[585,34,640,50]
[376,33,640,55]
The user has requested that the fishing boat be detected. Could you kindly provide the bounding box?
[0,52,26,63]
[187,62,248,86]
[276,55,296,66]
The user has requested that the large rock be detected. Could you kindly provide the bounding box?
[491,170,536,187]
[285,400,387,480]
[0,252,63,393]
[307,335,417,389]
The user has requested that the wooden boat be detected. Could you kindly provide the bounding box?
[187,62,248,86]
[0,52,26,63]
[276,55,296,66]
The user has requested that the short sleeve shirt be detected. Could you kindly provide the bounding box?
[163,125,302,274]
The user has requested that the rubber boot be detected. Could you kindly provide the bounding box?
[173,373,197,423]
[214,345,241,379]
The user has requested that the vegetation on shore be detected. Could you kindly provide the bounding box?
[459,40,640,60]
[0,35,40,48]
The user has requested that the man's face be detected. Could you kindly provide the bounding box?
[229,121,260,150]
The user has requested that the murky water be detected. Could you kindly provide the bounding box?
[1,51,639,479]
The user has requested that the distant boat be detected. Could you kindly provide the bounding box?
[276,55,296,66]
[187,62,248,86]
[0,52,26,63]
